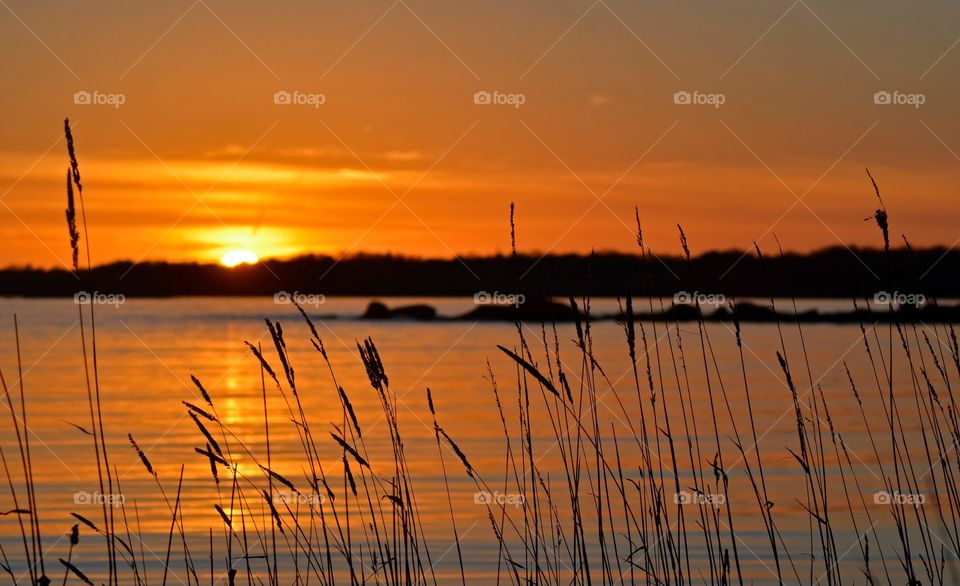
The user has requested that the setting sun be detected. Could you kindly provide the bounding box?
[220,249,259,267]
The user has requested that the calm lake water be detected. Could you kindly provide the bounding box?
[0,297,953,584]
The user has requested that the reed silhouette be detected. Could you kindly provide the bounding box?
[0,123,958,585]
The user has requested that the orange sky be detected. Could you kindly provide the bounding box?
[1,1,959,269]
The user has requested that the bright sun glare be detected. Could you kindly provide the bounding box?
[220,249,259,267]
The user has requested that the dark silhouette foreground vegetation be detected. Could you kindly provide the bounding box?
[3,120,959,585]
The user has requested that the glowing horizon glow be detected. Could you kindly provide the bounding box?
[3,2,960,268]
[220,249,259,267]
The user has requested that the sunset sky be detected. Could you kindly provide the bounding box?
[1,0,959,269]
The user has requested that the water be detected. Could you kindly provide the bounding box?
[0,297,952,584]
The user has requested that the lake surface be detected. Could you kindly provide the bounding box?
[0,297,954,585]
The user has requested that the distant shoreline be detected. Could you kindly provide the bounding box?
[3,296,958,323]
[355,298,960,323]
[0,246,957,300]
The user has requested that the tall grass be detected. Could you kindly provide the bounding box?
[0,126,958,585]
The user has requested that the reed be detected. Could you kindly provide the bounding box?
[2,125,960,585]
[65,118,118,586]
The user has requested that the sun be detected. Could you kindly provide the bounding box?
[220,249,259,267]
